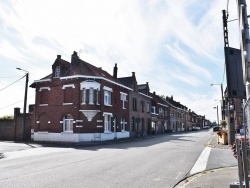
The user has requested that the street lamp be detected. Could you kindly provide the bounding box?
[16,68,29,141]
[210,83,224,120]
[213,106,219,129]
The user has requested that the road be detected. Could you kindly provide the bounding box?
[0,129,237,188]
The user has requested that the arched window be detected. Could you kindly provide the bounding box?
[63,114,73,132]
[55,66,60,77]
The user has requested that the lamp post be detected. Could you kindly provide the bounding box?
[16,68,29,141]
[210,83,224,120]
[213,106,219,129]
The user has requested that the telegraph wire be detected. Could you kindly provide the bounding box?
[0,75,25,92]
[0,95,35,110]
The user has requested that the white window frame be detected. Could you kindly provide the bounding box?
[104,113,112,133]
[82,88,86,104]
[120,117,127,132]
[96,89,99,105]
[55,66,60,77]
[146,102,150,113]
[120,92,127,109]
[89,87,94,104]
[104,90,112,106]
[63,118,73,132]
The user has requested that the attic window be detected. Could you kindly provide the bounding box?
[55,66,60,77]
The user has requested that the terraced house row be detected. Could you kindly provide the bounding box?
[29,51,207,142]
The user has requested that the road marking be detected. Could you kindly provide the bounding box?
[190,147,211,175]
[175,172,182,179]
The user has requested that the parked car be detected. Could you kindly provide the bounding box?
[213,126,221,132]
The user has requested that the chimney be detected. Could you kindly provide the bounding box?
[57,55,61,59]
[171,95,173,100]
[71,51,79,64]
[113,63,118,79]
[132,72,135,78]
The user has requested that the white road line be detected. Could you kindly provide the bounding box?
[190,147,211,175]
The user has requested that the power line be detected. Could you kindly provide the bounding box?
[0,75,25,92]
[0,95,35,110]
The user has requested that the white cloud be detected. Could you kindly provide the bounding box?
[0,0,247,121]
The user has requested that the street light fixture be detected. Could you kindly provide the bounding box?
[210,83,224,120]
[213,106,219,130]
[16,68,29,141]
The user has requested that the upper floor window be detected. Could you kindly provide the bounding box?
[82,88,86,104]
[141,100,145,112]
[159,108,163,115]
[104,90,111,106]
[146,102,150,113]
[133,97,137,111]
[120,92,127,109]
[55,66,60,77]
[151,106,156,114]
[89,87,94,104]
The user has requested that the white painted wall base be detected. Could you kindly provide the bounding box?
[34,131,130,143]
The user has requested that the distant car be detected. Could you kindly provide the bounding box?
[213,127,220,132]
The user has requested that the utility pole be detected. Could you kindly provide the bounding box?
[222,9,235,144]
[17,68,29,141]
[237,0,250,140]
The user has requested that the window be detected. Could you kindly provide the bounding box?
[55,66,60,77]
[151,106,156,114]
[104,114,112,132]
[159,108,163,115]
[63,114,73,132]
[120,92,127,109]
[82,88,86,104]
[141,100,145,112]
[96,89,99,105]
[133,97,137,111]
[132,117,135,131]
[121,117,127,131]
[146,102,150,113]
[104,90,111,106]
[89,87,94,104]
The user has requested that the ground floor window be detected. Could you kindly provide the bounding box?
[104,114,112,132]
[63,114,74,132]
[121,117,127,131]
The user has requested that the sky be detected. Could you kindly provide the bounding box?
[0,0,247,122]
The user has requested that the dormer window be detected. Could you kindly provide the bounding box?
[55,66,60,77]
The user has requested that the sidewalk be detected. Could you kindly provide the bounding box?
[175,134,241,188]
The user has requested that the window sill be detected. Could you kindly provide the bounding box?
[63,103,73,105]
[81,103,86,105]
[104,131,112,134]
[104,104,112,107]
[39,104,48,106]
[61,131,73,134]
[37,131,48,134]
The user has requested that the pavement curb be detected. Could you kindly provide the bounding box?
[175,166,238,187]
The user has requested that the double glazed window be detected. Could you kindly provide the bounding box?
[104,90,111,106]
[104,114,111,132]
[63,114,73,132]
[121,117,126,131]
[55,66,60,77]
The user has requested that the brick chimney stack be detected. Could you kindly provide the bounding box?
[113,63,118,79]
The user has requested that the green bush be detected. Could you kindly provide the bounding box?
[0,115,14,120]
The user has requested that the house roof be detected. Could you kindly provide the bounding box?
[30,52,132,90]
[118,76,134,87]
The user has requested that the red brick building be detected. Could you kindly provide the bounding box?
[30,51,132,142]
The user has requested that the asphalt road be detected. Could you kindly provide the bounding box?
[0,129,235,188]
